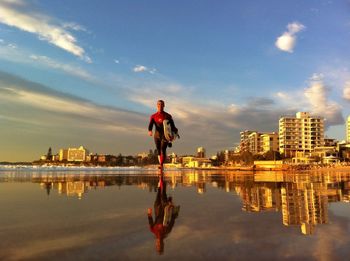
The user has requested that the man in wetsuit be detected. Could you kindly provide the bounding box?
[148,100,178,169]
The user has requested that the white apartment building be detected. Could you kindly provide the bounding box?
[248,132,261,154]
[279,112,324,158]
[240,131,278,155]
[347,115,350,143]
[240,130,254,152]
[67,146,89,162]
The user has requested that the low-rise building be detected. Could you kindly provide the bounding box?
[67,146,89,162]
[182,156,212,168]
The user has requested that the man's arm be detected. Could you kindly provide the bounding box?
[148,208,154,227]
[169,117,178,134]
[148,116,155,136]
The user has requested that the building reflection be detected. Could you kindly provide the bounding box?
[226,171,350,235]
[2,170,350,235]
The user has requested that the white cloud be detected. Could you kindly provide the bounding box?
[114,59,120,64]
[276,92,288,99]
[275,22,305,53]
[0,0,91,62]
[304,74,343,125]
[0,41,94,82]
[149,68,157,74]
[275,33,295,53]
[133,65,147,72]
[7,43,16,49]
[62,22,88,33]
[133,64,157,74]
[29,54,94,81]
[287,22,305,34]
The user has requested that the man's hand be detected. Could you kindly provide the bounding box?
[148,131,153,136]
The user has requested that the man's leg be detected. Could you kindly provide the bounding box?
[159,139,168,167]
[154,137,161,165]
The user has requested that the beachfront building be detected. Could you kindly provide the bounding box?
[240,131,263,154]
[279,112,324,158]
[261,132,279,153]
[240,131,279,155]
[67,146,89,162]
[248,132,262,154]
[347,115,350,143]
[59,149,68,161]
[324,138,337,147]
[197,147,206,158]
[182,156,212,168]
[337,142,350,161]
[239,130,254,152]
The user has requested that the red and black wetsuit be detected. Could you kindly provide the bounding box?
[148,111,178,164]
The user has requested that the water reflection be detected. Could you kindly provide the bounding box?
[147,175,180,254]
[227,171,350,235]
[1,169,350,236]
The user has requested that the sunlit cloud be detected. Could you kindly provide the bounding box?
[0,0,91,62]
[304,73,343,125]
[343,82,350,101]
[276,92,288,99]
[0,41,94,82]
[0,71,146,134]
[29,54,95,81]
[273,74,343,126]
[275,22,305,53]
[2,87,98,115]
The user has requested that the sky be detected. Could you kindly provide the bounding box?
[0,0,350,161]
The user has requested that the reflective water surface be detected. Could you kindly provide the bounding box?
[1,169,350,260]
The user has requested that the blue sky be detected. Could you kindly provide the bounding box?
[0,0,350,161]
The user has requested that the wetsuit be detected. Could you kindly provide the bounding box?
[148,111,177,165]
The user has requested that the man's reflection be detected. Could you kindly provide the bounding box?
[147,175,180,254]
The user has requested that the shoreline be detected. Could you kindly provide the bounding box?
[0,164,350,172]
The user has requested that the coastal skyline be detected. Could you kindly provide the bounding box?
[1,0,350,161]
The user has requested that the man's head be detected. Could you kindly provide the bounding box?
[157,100,165,112]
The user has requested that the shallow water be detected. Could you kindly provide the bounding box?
[1,169,350,260]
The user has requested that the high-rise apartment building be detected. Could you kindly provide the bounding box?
[347,115,350,143]
[279,112,324,158]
